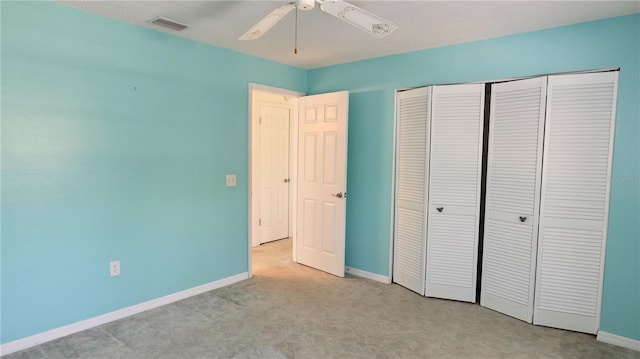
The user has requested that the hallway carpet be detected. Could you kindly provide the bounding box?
[4,238,638,358]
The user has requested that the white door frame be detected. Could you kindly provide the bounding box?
[248,83,304,277]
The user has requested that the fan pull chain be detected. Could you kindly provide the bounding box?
[294,6,298,54]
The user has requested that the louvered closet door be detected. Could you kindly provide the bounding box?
[480,77,547,322]
[534,72,619,334]
[425,83,485,302]
[393,87,430,295]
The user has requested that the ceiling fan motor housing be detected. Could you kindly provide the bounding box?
[296,0,315,11]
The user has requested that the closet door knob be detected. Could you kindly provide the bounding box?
[519,216,527,222]
[283,178,290,183]
[437,207,444,212]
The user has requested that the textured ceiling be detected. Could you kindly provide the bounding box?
[55,1,640,69]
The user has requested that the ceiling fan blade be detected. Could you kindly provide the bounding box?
[319,0,397,38]
[239,3,296,41]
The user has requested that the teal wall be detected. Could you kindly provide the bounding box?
[2,0,639,346]
[308,14,640,341]
[0,1,306,343]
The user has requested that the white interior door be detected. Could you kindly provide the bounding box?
[259,104,290,244]
[481,77,547,322]
[425,83,485,303]
[393,87,431,295]
[534,71,619,334]
[296,91,349,277]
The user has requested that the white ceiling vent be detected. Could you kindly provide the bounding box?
[151,17,188,31]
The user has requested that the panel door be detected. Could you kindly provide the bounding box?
[259,104,291,244]
[481,77,547,322]
[393,87,431,295]
[296,91,349,277]
[534,72,619,334]
[425,83,485,302]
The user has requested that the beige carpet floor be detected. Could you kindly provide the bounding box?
[3,238,638,358]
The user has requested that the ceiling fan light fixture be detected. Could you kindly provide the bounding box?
[151,16,188,31]
[296,0,315,11]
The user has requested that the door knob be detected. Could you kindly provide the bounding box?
[283,178,290,183]
[436,207,444,212]
[331,192,343,198]
[519,216,527,222]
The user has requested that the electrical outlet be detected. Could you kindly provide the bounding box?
[110,260,121,277]
[226,174,237,187]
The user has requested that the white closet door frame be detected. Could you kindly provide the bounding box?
[425,83,485,302]
[392,87,431,295]
[481,77,547,322]
[534,71,619,334]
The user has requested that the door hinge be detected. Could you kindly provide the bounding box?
[259,219,261,226]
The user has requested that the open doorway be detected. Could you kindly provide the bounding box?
[249,85,350,279]
[248,84,303,277]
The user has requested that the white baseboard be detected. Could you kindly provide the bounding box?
[345,267,390,284]
[597,330,640,352]
[0,272,249,356]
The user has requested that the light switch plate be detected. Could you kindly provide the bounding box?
[110,260,120,277]
[226,175,237,187]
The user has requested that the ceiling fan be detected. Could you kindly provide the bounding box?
[239,0,398,41]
